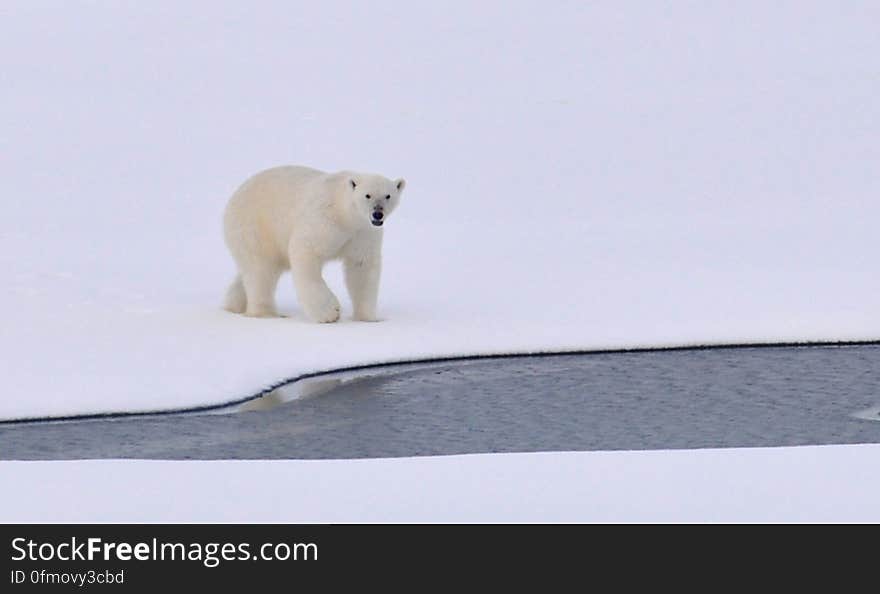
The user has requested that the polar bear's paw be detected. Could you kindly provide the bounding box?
[353,310,380,322]
[304,292,341,323]
[244,307,279,318]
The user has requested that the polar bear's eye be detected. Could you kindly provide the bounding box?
[365,194,371,199]
[385,195,390,200]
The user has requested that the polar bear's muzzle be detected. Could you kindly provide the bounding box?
[371,210,384,226]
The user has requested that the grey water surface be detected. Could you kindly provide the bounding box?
[1,345,879,460]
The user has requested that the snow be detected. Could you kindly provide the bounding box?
[0,3,878,520]
[1,2,877,421]
[2,445,879,522]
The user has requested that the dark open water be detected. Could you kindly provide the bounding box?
[1,345,878,460]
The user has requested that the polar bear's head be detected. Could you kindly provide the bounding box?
[348,174,406,228]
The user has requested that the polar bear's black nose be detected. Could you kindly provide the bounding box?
[372,211,384,221]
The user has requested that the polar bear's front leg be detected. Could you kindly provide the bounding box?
[289,251,341,323]
[344,253,381,322]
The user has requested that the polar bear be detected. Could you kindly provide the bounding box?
[223,165,405,323]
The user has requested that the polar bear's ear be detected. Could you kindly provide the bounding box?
[395,178,406,192]
[349,179,357,190]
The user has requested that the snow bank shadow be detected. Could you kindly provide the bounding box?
[220,359,463,414]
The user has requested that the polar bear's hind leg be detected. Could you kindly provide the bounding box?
[241,267,282,318]
[224,274,247,314]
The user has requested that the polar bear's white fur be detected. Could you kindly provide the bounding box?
[223,165,405,323]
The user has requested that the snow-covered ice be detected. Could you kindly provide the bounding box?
[3,445,879,523]
[1,2,877,420]
[1,2,878,520]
